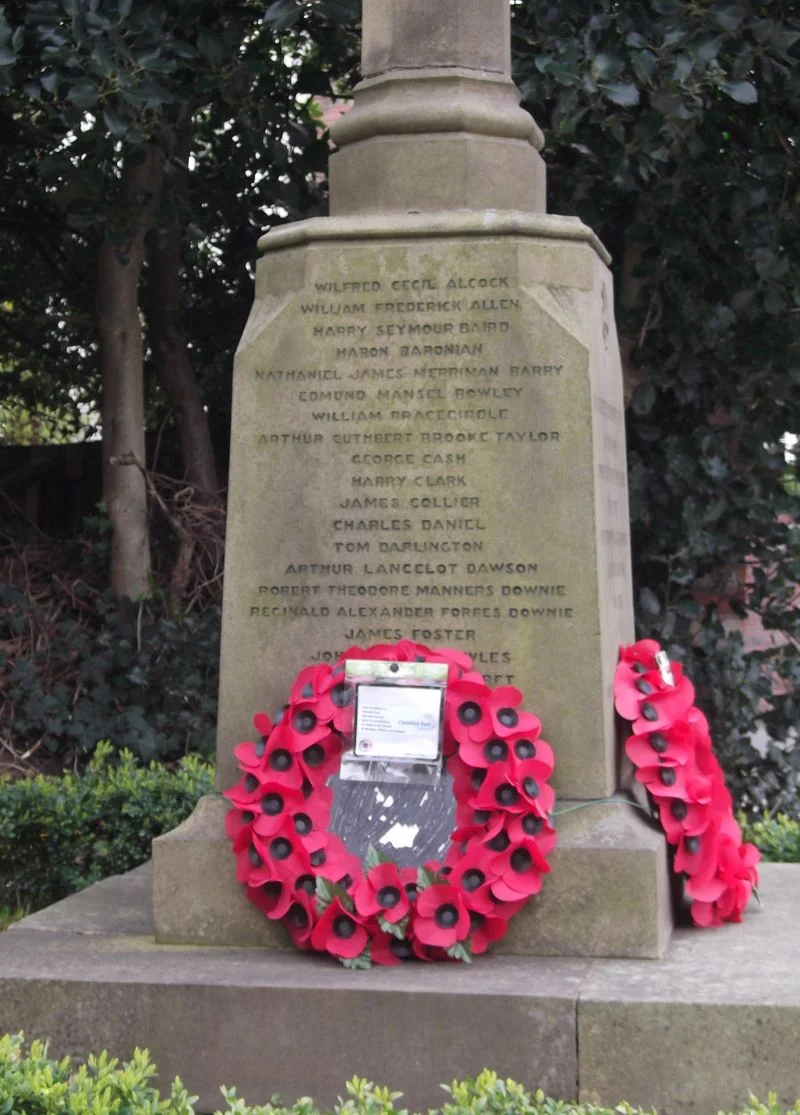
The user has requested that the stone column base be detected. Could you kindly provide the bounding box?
[152,793,672,958]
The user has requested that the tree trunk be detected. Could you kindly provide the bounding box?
[96,145,162,601]
[145,114,219,494]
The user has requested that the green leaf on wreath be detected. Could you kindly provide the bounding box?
[315,876,354,914]
[417,865,440,892]
[446,939,474,964]
[342,946,372,970]
[315,876,336,913]
[365,845,395,870]
[378,914,409,940]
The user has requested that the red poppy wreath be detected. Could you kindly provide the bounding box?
[224,640,557,967]
[614,638,760,927]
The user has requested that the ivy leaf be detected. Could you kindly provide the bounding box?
[102,106,129,138]
[591,53,624,82]
[600,82,640,106]
[639,587,661,618]
[264,0,301,31]
[67,80,99,108]
[378,914,408,940]
[446,940,473,964]
[632,381,657,416]
[341,946,372,971]
[720,80,757,104]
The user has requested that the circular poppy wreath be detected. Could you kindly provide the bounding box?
[224,640,557,968]
[614,638,760,927]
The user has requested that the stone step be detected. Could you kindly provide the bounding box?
[1,863,798,1115]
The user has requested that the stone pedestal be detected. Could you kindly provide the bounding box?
[153,209,672,958]
[154,792,671,958]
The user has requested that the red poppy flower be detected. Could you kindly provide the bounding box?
[630,674,695,735]
[414,884,471,948]
[634,758,690,800]
[619,638,662,670]
[690,835,759,926]
[370,930,417,966]
[303,831,362,887]
[449,753,492,800]
[625,723,692,769]
[257,724,305,789]
[448,810,507,858]
[398,865,420,902]
[283,702,335,751]
[506,813,557,857]
[426,646,485,688]
[490,835,551,899]
[232,712,274,771]
[445,680,494,746]
[447,682,542,748]
[310,898,369,959]
[297,731,343,787]
[657,797,713,844]
[255,817,311,881]
[225,806,256,854]
[284,890,316,948]
[246,878,294,921]
[471,760,555,817]
[674,826,722,879]
[235,841,265,885]
[468,910,509,955]
[614,653,662,720]
[446,842,499,915]
[454,793,502,833]
[248,782,306,838]
[353,862,411,923]
[290,664,335,709]
[457,723,550,771]
[289,785,333,837]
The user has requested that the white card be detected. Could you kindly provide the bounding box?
[353,683,443,763]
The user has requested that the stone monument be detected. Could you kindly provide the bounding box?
[153,0,671,958]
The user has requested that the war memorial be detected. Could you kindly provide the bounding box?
[0,3,798,1112]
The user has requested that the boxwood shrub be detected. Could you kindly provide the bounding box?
[741,813,800,863]
[1,1034,799,1115]
[0,743,212,914]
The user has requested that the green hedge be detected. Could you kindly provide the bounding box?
[2,1035,800,1115]
[0,743,212,914]
[742,813,800,864]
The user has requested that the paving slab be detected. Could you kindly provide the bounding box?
[578,863,800,1115]
[2,864,799,1114]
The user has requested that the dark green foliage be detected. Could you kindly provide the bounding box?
[1,586,220,763]
[0,744,212,912]
[509,0,800,811]
[0,547,221,763]
[742,813,800,863]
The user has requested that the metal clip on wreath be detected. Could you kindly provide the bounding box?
[225,638,759,967]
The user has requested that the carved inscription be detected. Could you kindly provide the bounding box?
[248,266,594,685]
